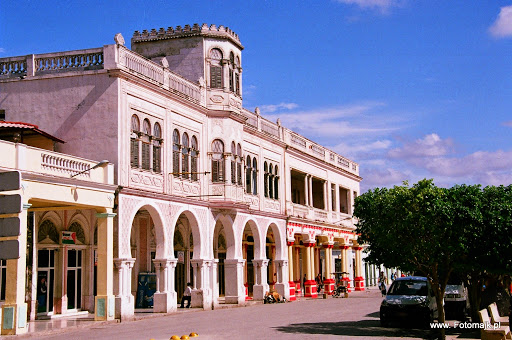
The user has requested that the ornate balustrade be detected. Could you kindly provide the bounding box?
[0,56,27,76]
[119,47,164,84]
[290,134,307,148]
[35,49,103,73]
[261,121,279,137]
[41,153,91,176]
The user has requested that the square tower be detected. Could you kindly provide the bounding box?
[132,23,244,111]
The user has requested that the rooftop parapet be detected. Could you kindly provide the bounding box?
[132,23,243,49]
[240,108,360,177]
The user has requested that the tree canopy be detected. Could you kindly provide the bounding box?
[354,179,512,335]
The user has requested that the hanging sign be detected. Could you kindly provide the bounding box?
[62,231,76,245]
[177,251,185,263]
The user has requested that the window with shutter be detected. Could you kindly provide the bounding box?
[274,166,279,199]
[191,136,198,181]
[212,160,219,182]
[153,145,161,173]
[246,156,251,193]
[252,158,258,195]
[182,133,190,179]
[173,129,180,177]
[211,139,224,183]
[142,143,151,170]
[131,138,139,168]
[211,66,222,89]
[264,162,269,198]
[153,123,162,173]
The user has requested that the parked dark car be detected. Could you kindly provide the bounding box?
[380,276,438,327]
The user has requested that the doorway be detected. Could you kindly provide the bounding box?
[66,249,82,310]
[37,249,55,314]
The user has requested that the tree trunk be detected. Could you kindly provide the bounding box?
[435,291,446,340]
[468,277,483,322]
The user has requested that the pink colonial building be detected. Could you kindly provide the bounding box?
[0,23,366,332]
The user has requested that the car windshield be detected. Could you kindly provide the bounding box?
[387,280,428,296]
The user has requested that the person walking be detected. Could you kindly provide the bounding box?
[180,282,192,308]
[378,271,387,296]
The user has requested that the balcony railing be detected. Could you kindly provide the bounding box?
[0,140,113,184]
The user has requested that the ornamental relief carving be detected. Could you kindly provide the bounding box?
[210,95,224,103]
[245,196,259,208]
[130,172,163,190]
[264,199,280,211]
[212,185,224,196]
[173,181,183,192]
[119,196,142,257]
[228,98,242,109]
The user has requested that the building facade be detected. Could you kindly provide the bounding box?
[0,23,363,333]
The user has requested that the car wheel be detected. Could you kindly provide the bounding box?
[459,305,467,321]
[380,311,389,327]
[424,311,434,329]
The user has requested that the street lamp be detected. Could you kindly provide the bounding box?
[333,216,353,224]
[70,160,109,178]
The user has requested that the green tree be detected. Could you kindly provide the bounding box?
[458,185,512,321]
[355,179,465,339]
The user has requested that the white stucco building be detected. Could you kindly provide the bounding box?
[0,23,364,333]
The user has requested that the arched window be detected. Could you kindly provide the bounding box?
[229,52,235,92]
[211,139,224,182]
[264,162,269,198]
[235,56,241,95]
[173,129,180,177]
[237,144,242,185]
[269,164,274,199]
[153,123,162,173]
[274,165,279,199]
[252,158,258,195]
[191,136,199,181]
[130,115,140,168]
[210,48,223,89]
[141,119,151,170]
[69,222,86,245]
[182,133,190,179]
[231,141,236,184]
[246,155,252,193]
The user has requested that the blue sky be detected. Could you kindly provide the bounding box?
[2,0,512,192]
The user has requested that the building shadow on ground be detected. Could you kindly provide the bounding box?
[273,318,481,339]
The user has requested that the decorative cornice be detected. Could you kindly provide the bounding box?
[132,23,244,50]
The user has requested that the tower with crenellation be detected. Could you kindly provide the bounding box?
[132,23,244,111]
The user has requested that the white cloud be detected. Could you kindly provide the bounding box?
[335,0,404,13]
[388,133,454,159]
[423,150,512,178]
[360,167,410,191]
[259,102,298,113]
[262,102,410,139]
[0,48,5,53]
[331,139,392,161]
[489,5,512,38]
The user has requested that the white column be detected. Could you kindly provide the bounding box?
[273,260,289,300]
[153,259,178,313]
[251,259,269,300]
[190,259,213,310]
[304,175,309,206]
[114,258,135,320]
[308,176,313,207]
[95,211,116,321]
[224,259,245,304]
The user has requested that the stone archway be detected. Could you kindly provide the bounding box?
[171,209,211,309]
[213,214,244,304]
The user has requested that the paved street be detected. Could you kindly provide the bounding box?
[17,289,477,340]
